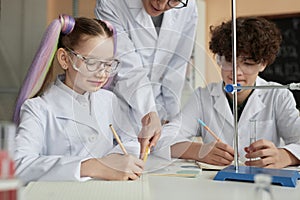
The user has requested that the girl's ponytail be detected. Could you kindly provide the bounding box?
[13,14,75,123]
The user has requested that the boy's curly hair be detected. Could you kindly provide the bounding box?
[209,17,282,66]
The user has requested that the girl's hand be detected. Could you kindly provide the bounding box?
[81,154,144,180]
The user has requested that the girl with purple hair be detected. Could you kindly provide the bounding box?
[13,15,143,184]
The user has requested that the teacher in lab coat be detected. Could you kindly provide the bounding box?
[95,0,198,157]
[170,17,300,169]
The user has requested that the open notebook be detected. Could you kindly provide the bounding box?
[196,161,245,171]
[145,156,201,178]
[23,176,151,200]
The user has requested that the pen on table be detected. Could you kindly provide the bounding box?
[197,119,221,142]
[109,124,128,155]
[143,145,150,162]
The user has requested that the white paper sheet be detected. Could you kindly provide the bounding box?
[23,176,151,200]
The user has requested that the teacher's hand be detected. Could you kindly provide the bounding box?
[138,112,161,159]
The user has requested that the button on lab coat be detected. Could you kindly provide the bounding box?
[14,78,140,184]
[95,0,198,122]
[177,77,300,161]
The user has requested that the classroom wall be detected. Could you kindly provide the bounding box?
[204,0,300,84]
[0,0,47,120]
[47,0,95,23]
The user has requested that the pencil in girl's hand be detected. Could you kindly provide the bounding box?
[109,124,128,155]
[143,145,150,162]
[197,119,221,142]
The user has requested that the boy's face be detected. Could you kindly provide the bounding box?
[219,55,266,92]
[221,66,258,88]
[65,36,114,94]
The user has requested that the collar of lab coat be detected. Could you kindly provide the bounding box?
[210,82,234,126]
[126,0,143,8]
[126,0,179,40]
[239,77,266,123]
[210,76,267,127]
[42,77,100,133]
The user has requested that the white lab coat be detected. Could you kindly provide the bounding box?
[175,77,300,161]
[95,0,198,123]
[14,76,140,184]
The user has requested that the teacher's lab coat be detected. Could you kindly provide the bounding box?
[176,77,300,161]
[14,77,140,184]
[95,0,198,122]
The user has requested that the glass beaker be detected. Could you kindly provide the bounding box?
[0,121,20,200]
[254,174,274,200]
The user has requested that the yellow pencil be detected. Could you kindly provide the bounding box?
[143,145,150,162]
[109,124,128,155]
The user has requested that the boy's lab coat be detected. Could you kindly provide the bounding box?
[178,77,300,160]
[15,78,139,184]
[95,0,198,121]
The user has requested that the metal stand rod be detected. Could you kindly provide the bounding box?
[231,0,239,172]
[235,85,288,90]
[224,83,300,93]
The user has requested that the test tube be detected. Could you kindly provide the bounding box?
[249,119,257,145]
[249,119,257,163]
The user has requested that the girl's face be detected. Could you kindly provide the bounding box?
[64,36,114,94]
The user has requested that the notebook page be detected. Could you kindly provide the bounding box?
[196,161,245,171]
[23,176,151,200]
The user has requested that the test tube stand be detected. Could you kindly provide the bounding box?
[214,165,300,187]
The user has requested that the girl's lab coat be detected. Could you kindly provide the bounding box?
[95,0,198,122]
[178,77,300,160]
[15,77,140,184]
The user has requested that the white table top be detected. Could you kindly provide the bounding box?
[20,156,300,200]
